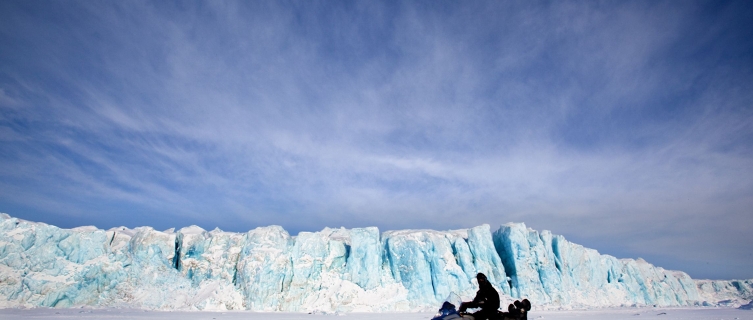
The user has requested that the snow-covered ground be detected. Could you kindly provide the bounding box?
[0,308,751,320]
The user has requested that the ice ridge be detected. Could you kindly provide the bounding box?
[0,213,751,311]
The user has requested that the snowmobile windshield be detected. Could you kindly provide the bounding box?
[444,292,461,308]
[434,292,462,318]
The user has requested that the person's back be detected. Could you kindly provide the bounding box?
[477,281,500,311]
[459,273,500,320]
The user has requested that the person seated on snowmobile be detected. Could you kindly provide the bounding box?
[459,273,500,320]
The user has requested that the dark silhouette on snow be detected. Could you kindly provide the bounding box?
[499,299,531,320]
[459,273,500,320]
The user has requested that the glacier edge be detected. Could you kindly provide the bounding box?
[0,213,751,311]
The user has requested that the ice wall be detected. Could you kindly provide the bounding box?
[696,279,753,306]
[0,213,749,311]
[493,223,702,308]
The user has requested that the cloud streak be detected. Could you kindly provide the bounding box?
[1,0,752,279]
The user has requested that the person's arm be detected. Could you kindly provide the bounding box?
[472,288,489,305]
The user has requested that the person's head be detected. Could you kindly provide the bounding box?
[514,300,522,308]
[522,299,531,311]
[508,303,516,312]
[476,273,488,285]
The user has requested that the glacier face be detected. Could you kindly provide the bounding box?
[0,213,751,311]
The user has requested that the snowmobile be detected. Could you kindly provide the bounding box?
[431,294,531,320]
[431,293,464,320]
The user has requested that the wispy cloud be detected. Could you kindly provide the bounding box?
[0,0,751,279]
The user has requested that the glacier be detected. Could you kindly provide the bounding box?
[0,213,751,311]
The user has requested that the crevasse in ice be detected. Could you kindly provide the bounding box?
[0,213,750,311]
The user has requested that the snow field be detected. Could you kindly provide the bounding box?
[0,308,752,320]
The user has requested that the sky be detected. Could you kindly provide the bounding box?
[0,1,752,280]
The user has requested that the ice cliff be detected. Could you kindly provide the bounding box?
[0,213,751,311]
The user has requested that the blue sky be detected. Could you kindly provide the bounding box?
[1,1,752,280]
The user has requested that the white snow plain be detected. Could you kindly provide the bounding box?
[0,308,752,320]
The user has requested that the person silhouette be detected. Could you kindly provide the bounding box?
[459,273,500,320]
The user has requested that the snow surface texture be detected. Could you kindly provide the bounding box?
[1,308,753,320]
[1,213,751,311]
